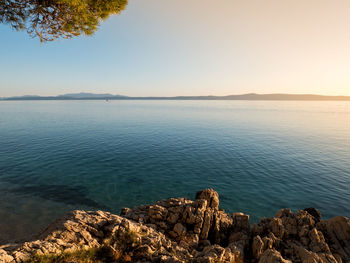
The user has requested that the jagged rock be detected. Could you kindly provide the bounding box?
[270,218,285,239]
[210,211,234,245]
[1,189,349,263]
[275,208,293,219]
[308,227,330,253]
[195,189,220,210]
[317,216,350,263]
[149,205,169,221]
[200,210,214,240]
[173,223,187,237]
[251,207,350,263]
[226,242,246,263]
[304,208,322,223]
[120,207,131,216]
[1,210,114,262]
[293,245,338,263]
[233,213,250,233]
[198,245,226,262]
[252,235,264,259]
[259,249,292,263]
[297,210,316,228]
[0,249,14,263]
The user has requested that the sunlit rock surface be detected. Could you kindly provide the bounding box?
[0,189,349,262]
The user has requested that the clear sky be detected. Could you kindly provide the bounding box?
[1,0,350,97]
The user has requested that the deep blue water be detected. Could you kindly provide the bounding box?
[0,100,350,243]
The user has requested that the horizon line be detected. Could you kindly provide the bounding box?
[2,92,350,98]
[2,92,350,101]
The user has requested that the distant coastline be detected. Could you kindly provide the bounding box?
[2,93,350,101]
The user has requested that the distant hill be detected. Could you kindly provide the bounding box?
[57,93,126,99]
[2,93,350,101]
[218,93,350,101]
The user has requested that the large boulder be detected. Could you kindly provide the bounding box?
[259,249,292,263]
[317,216,350,262]
[0,249,14,263]
[303,208,322,223]
[195,189,220,210]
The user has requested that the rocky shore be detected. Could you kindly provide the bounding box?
[0,189,349,263]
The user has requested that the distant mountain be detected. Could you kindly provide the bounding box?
[57,93,126,99]
[2,93,350,101]
[218,93,350,101]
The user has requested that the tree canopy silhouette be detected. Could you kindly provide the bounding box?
[0,0,128,42]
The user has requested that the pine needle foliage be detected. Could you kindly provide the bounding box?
[0,0,128,42]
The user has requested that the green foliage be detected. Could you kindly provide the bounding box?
[25,246,115,263]
[113,229,140,251]
[24,230,140,262]
[0,0,128,42]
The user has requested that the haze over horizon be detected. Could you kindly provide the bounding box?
[3,92,350,100]
[1,0,350,97]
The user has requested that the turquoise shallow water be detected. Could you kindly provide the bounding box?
[0,100,350,243]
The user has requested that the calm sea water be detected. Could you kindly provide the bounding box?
[0,100,350,243]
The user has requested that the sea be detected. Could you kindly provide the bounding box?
[0,100,349,243]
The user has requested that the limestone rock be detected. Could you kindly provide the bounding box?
[304,208,322,223]
[195,189,220,210]
[0,189,349,263]
[317,216,350,263]
[173,223,187,237]
[252,235,264,260]
[0,249,14,263]
[270,218,284,239]
[233,213,250,233]
[259,249,292,263]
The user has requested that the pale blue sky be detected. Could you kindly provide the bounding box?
[1,0,350,97]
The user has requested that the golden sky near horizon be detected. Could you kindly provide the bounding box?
[135,0,350,96]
